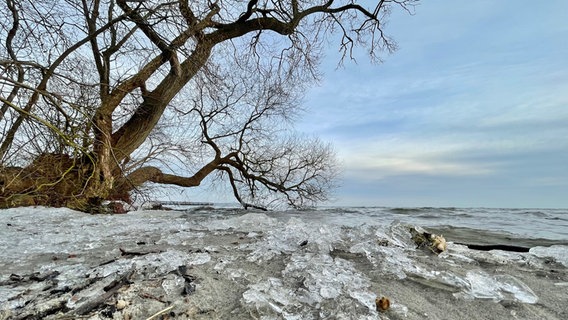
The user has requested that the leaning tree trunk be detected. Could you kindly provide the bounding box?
[1,0,377,211]
[87,109,116,205]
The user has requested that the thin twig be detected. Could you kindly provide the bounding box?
[145,305,174,320]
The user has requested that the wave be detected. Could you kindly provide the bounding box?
[427,225,568,248]
[389,207,427,214]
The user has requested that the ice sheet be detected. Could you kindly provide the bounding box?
[2,207,559,319]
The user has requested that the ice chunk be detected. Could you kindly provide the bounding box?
[188,252,212,265]
[243,218,342,262]
[459,270,501,300]
[284,253,374,310]
[454,270,538,304]
[162,273,186,298]
[436,270,470,290]
[204,213,279,232]
[348,290,377,312]
[242,277,294,316]
[48,264,91,289]
[386,221,416,248]
[349,240,416,279]
[530,245,568,267]
[91,258,136,278]
[241,252,377,318]
[214,255,236,271]
[498,275,538,304]
[90,249,210,278]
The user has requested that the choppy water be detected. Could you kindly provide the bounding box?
[185,206,568,243]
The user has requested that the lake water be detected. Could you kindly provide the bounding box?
[183,206,568,243]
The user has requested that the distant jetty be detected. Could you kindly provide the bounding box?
[155,201,214,206]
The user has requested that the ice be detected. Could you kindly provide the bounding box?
[443,244,479,265]
[454,270,538,304]
[49,264,91,288]
[86,249,210,278]
[349,241,413,279]
[1,207,558,319]
[283,253,372,302]
[386,220,417,248]
[242,277,293,313]
[435,270,471,290]
[347,223,438,281]
[344,223,541,305]
[65,275,118,309]
[241,251,379,318]
[242,217,342,262]
[237,216,379,317]
[204,212,279,232]
[498,275,539,304]
[214,255,236,271]
[530,245,568,267]
[135,250,211,274]
[0,207,201,273]
[161,273,186,298]
[458,270,501,300]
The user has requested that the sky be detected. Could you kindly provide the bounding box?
[297,0,568,208]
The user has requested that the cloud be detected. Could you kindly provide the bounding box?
[297,0,568,208]
[335,136,497,182]
[346,156,493,179]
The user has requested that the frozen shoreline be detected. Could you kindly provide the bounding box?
[1,207,567,319]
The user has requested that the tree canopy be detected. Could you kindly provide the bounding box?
[0,0,417,211]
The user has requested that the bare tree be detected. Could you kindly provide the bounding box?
[0,0,417,210]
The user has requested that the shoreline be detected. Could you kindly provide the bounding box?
[1,207,567,319]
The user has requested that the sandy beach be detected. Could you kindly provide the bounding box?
[1,207,567,319]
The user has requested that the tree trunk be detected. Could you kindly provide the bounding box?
[89,110,115,201]
[111,43,213,162]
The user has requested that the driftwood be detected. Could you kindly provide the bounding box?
[2,270,95,319]
[0,270,60,286]
[0,244,200,320]
[409,227,447,254]
[119,247,164,257]
[72,269,134,316]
